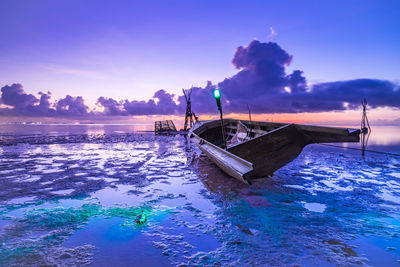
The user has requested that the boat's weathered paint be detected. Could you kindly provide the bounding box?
[190,119,360,184]
[191,132,253,184]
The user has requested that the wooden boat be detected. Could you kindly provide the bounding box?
[190,119,360,184]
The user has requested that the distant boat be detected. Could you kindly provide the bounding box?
[190,119,360,184]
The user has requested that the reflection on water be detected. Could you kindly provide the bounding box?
[0,124,399,266]
[365,126,400,146]
[0,123,153,136]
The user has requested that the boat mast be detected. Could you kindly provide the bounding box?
[213,88,227,149]
[247,104,252,121]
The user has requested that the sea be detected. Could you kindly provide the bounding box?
[0,123,400,266]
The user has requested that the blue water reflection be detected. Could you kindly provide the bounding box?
[0,124,399,266]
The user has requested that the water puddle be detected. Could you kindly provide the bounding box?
[1,126,400,265]
[302,202,326,213]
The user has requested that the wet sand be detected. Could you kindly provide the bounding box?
[0,124,400,266]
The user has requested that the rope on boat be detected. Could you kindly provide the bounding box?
[317,143,400,157]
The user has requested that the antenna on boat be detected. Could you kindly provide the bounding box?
[361,98,371,157]
[247,104,253,137]
[213,88,227,149]
[247,104,252,121]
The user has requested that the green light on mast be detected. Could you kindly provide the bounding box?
[212,88,226,148]
[213,89,221,99]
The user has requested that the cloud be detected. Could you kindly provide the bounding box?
[55,95,89,116]
[212,40,307,113]
[37,91,55,115]
[267,26,277,39]
[96,97,126,116]
[1,84,38,110]
[98,89,183,116]
[0,83,89,117]
[307,79,400,110]
[1,39,399,118]
[214,40,399,114]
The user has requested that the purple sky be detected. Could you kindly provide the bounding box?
[0,0,399,121]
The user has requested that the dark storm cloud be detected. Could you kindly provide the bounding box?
[55,95,88,116]
[1,40,399,118]
[96,97,126,116]
[36,91,56,115]
[186,40,310,114]
[214,40,399,114]
[151,89,181,114]
[98,89,183,116]
[0,83,89,117]
[0,84,38,109]
[122,89,182,115]
[306,79,400,110]
[0,84,184,117]
[287,70,307,94]
[0,84,46,116]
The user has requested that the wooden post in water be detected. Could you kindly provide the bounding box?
[361,98,371,157]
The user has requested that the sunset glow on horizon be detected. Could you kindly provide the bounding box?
[0,0,399,124]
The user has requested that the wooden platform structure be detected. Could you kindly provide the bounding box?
[154,120,177,134]
[190,119,360,184]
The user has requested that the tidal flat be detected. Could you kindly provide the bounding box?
[0,124,400,266]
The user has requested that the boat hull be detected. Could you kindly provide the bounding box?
[190,119,360,184]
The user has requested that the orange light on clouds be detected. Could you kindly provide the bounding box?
[1,106,399,127]
[192,107,400,127]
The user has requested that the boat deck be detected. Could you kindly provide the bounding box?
[190,119,360,184]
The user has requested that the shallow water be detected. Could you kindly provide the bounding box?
[0,124,400,266]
